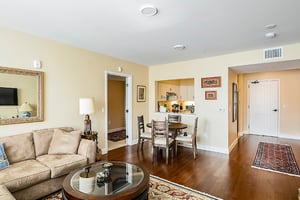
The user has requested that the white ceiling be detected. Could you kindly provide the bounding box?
[1,0,300,70]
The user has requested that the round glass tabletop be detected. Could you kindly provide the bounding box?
[66,161,146,197]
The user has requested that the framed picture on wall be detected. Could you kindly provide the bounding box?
[137,85,146,102]
[201,76,221,88]
[205,90,217,100]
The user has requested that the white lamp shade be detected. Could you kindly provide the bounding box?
[19,102,33,112]
[79,98,95,115]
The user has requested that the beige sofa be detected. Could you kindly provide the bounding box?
[0,127,97,200]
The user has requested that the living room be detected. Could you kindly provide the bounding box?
[1,1,300,199]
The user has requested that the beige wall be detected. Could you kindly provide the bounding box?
[1,27,300,154]
[239,69,300,139]
[108,80,125,131]
[149,43,300,153]
[0,28,149,151]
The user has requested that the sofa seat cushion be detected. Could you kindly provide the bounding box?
[37,154,87,178]
[0,160,50,192]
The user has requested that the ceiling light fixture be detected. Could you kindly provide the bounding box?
[140,5,158,17]
[265,32,276,39]
[265,24,277,29]
[173,44,186,51]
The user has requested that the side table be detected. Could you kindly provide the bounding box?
[81,131,101,161]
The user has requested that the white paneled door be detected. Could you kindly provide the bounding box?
[248,80,279,137]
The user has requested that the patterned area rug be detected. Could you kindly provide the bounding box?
[252,142,300,177]
[43,175,221,200]
[149,175,221,200]
[108,129,126,142]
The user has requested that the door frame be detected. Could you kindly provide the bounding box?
[104,71,133,154]
[247,79,280,136]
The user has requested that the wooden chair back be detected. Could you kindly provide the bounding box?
[151,119,170,146]
[137,115,145,135]
[168,114,181,123]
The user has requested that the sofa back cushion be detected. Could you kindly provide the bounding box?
[48,129,81,155]
[33,127,74,156]
[0,132,35,164]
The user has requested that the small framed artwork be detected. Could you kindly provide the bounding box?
[205,91,217,100]
[201,76,221,88]
[137,85,146,102]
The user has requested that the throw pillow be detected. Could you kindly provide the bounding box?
[33,127,74,156]
[48,129,81,155]
[0,143,9,170]
[33,129,54,157]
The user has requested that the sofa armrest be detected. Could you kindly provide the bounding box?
[77,139,96,164]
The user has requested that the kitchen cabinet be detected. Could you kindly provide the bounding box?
[179,79,194,100]
[158,80,179,100]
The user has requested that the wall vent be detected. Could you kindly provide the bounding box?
[264,47,283,60]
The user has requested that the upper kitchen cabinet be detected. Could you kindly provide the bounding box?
[157,79,194,101]
[179,79,194,100]
[158,80,179,100]
[156,78,195,113]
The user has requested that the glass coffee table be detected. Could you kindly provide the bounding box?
[62,161,149,200]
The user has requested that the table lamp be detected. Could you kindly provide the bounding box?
[79,98,95,134]
[19,102,33,118]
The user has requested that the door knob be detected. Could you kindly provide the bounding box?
[272,109,278,112]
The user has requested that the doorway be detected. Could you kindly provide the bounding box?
[247,79,279,137]
[104,71,132,153]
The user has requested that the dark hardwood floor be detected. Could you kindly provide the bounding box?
[102,134,300,200]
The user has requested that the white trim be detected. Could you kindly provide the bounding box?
[238,131,244,137]
[197,144,229,154]
[131,138,138,145]
[104,71,133,152]
[278,133,300,140]
[178,143,229,154]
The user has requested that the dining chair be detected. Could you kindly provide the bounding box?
[137,115,151,151]
[151,119,175,164]
[168,114,182,137]
[175,117,198,159]
[168,114,181,123]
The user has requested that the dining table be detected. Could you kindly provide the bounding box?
[146,122,188,138]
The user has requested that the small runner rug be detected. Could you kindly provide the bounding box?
[108,129,126,142]
[252,142,300,177]
[42,175,221,200]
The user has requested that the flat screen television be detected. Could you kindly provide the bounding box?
[0,87,18,106]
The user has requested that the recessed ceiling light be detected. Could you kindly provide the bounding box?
[173,44,186,50]
[140,5,158,16]
[265,32,276,38]
[265,24,277,29]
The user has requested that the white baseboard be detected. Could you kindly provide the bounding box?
[278,133,300,140]
[101,148,108,154]
[238,131,244,137]
[197,144,229,154]
[242,131,300,140]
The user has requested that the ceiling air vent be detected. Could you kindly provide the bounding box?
[264,47,283,60]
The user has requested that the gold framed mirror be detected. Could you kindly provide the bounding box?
[0,66,44,125]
